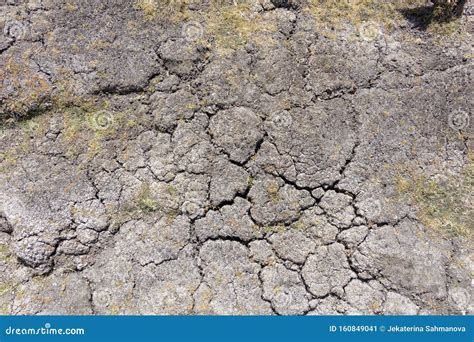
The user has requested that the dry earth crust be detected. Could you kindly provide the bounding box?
[0,0,473,315]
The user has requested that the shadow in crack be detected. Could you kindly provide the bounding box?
[399,0,467,31]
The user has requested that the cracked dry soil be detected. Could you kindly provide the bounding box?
[0,0,473,315]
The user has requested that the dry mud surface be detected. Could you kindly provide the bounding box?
[0,0,473,315]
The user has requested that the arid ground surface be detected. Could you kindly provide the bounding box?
[0,0,472,315]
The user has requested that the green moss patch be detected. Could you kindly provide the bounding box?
[136,182,160,212]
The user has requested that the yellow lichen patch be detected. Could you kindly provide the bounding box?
[0,243,9,255]
[0,149,18,173]
[0,243,14,264]
[166,185,178,196]
[165,208,179,224]
[0,282,13,296]
[65,1,78,12]
[395,163,473,244]
[87,39,111,50]
[291,219,307,231]
[263,225,285,234]
[267,181,280,203]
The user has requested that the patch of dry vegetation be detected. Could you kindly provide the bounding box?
[306,0,410,28]
[304,0,465,35]
[395,161,473,244]
[204,2,277,49]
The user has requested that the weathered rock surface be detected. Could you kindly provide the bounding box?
[0,0,472,315]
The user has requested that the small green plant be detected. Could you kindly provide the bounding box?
[139,197,159,212]
[165,209,179,224]
[166,185,178,196]
[137,182,159,212]
[247,176,254,188]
